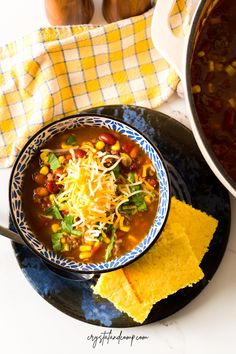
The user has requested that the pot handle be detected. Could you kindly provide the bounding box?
[151,0,200,79]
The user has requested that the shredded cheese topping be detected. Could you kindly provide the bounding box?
[54,150,155,242]
[55,151,126,241]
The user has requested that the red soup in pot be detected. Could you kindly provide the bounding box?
[191,0,236,181]
[22,127,159,263]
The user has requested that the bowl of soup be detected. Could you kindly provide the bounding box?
[9,114,170,274]
[151,0,236,197]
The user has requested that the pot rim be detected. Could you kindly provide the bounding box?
[9,112,171,274]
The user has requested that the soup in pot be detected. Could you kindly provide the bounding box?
[191,0,236,181]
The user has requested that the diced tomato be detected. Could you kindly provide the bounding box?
[54,167,64,175]
[46,180,59,194]
[75,149,86,158]
[65,154,72,160]
[61,210,69,216]
[146,178,158,188]
[121,142,135,154]
[91,243,102,256]
[130,146,139,159]
[129,162,138,172]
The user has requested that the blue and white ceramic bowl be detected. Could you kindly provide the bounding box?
[9,114,170,275]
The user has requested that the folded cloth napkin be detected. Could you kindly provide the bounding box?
[0,1,191,168]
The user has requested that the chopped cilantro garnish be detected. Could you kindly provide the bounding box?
[105,228,116,261]
[120,204,137,215]
[131,193,147,212]
[65,135,77,146]
[61,215,73,233]
[97,234,103,242]
[103,223,113,234]
[112,163,120,178]
[48,152,61,170]
[127,172,135,184]
[128,172,140,192]
[127,172,147,212]
[46,203,63,220]
[71,229,82,236]
[51,232,63,252]
[61,214,82,237]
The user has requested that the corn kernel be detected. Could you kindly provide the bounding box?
[144,195,152,205]
[79,245,92,252]
[215,63,223,71]
[86,240,94,246]
[40,151,48,162]
[142,164,151,178]
[120,153,132,167]
[96,141,105,150]
[229,98,236,108]
[58,155,65,163]
[149,166,155,176]
[61,237,66,244]
[198,51,205,57]
[81,142,96,152]
[225,64,236,77]
[61,142,73,149]
[208,83,215,93]
[192,85,201,94]
[208,60,215,72]
[63,244,70,252]
[49,194,55,202]
[40,166,49,175]
[79,252,92,260]
[51,223,61,233]
[111,140,120,151]
[82,141,93,147]
[128,235,137,243]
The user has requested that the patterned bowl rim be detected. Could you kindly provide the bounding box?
[9,113,171,274]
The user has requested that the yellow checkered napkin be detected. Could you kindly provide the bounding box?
[170,0,192,36]
[0,2,191,168]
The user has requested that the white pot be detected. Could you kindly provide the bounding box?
[151,0,236,198]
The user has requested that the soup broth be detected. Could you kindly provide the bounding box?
[22,126,159,263]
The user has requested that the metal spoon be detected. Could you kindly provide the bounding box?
[0,225,24,245]
[0,225,94,281]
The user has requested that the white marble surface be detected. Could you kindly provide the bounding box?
[0,1,236,354]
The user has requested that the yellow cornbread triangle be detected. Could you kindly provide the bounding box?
[94,220,204,323]
[170,197,218,262]
[122,223,204,310]
[93,198,219,323]
[93,268,153,324]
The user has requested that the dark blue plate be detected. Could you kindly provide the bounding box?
[11,105,231,327]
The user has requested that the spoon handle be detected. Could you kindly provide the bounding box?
[0,225,25,245]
